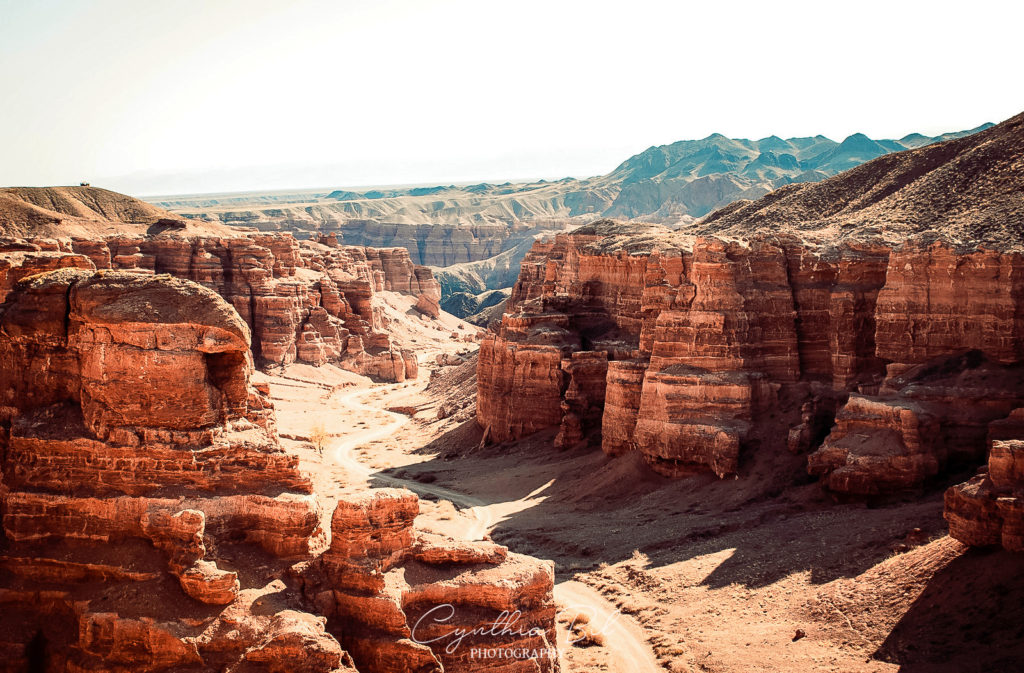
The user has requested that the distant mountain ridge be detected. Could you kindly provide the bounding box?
[591,123,993,220]
[155,122,993,229]
[697,113,1024,249]
[309,123,995,225]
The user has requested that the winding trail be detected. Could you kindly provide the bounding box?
[330,387,493,540]
[555,581,662,673]
[328,385,661,673]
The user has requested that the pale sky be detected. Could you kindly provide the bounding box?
[1,0,1021,196]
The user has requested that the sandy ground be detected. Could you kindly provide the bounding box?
[266,340,1024,673]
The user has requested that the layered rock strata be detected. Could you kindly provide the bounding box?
[302,489,558,673]
[478,223,1024,491]
[0,268,327,671]
[1,231,441,381]
[945,409,1024,551]
[0,268,558,672]
[809,352,1024,495]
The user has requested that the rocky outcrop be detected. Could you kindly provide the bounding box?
[945,409,1024,551]
[479,114,1024,493]
[0,230,442,381]
[303,489,558,673]
[0,268,327,671]
[0,267,558,672]
[480,224,884,477]
[874,242,1024,378]
[478,223,1024,490]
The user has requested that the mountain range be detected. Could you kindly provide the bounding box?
[154,123,993,228]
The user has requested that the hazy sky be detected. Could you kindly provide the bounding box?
[2,0,1021,196]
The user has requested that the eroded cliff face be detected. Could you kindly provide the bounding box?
[328,220,533,266]
[0,268,328,671]
[184,213,548,267]
[945,408,1024,551]
[302,489,558,673]
[1,231,441,382]
[0,268,557,672]
[477,224,1024,517]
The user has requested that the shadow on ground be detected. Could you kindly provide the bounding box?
[873,546,1024,673]
[372,416,952,590]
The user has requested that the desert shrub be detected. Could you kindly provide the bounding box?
[309,422,328,454]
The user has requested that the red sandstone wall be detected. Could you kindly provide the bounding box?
[478,228,1024,518]
[1,232,441,381]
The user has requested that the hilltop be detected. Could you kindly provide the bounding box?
[0,186,237,237]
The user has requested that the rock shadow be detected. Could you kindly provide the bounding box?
[873,546,1024,672]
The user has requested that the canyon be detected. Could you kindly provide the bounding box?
[0,266,558,672]
[147,123,992,321]
[0,192,446,382]
[5,2,1023,670]
[153,123,991,232]
[1,113,1022,673]
[477,111,1024,551]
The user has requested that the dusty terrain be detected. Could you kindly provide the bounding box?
[261,346,1024,672]
[0,185,238,238]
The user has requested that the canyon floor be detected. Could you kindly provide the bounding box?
[263,349,1024,673]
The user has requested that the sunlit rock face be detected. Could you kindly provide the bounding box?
[0,266,559,672]
[0,268,329,671]
[478,224,1024,496]
[303,488,559,673]
[78,232,440,380]
[3,231,441,381]
[480,113,1024,501]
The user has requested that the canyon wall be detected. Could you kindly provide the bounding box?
[326,220,534,266]
[478,223,1024,515]
[945,409,1024,551]
[182,213,554,266]
[1,231,441,381]
[0,268,328,671]
[302,489,557,673]
[0,267,557,672]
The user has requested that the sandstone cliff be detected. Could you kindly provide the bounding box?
[0,219,443,381]
[477,112,1024,551]
[0,268,328,670]
[0,268,557,672]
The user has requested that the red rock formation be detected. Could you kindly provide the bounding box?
[481,114,1024,495]
[0,268,328,671]
[600,359,648,456]
[0,264,559,672]
[809,352,1024,494]
[477,314,573,442]
[555,351,609,449]
[481,226,800,475]
[479,223,1024,489]
[0,229,442,381]
[875,242,1024,379]
[304,488,558,673]
[945,409,1024,551]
